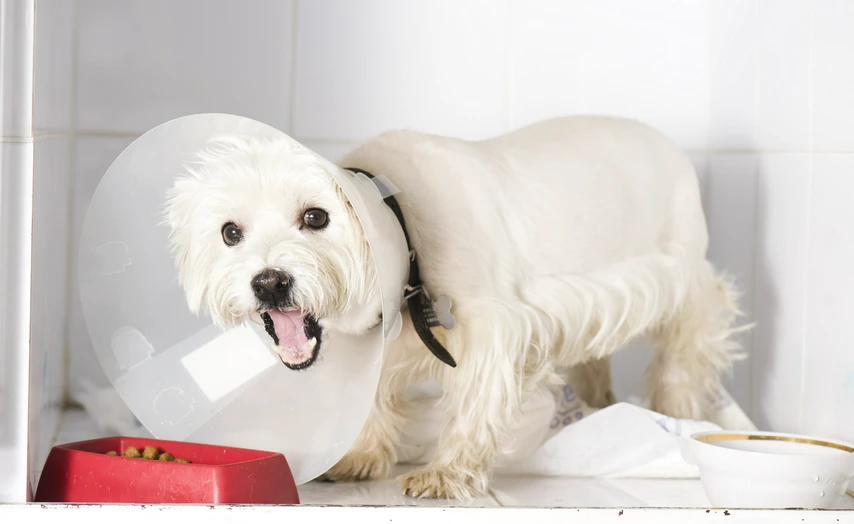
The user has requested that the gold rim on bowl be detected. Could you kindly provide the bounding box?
[695,432,854,453]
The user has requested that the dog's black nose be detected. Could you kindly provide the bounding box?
[251,269,292,305]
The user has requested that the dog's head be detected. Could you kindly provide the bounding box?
[164,137,381,370]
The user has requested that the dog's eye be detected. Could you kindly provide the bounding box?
[302,208,329,230]
[221,222,243,246]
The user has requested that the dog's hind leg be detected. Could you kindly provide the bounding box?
[567,357,617,409]
[645,261,746,420]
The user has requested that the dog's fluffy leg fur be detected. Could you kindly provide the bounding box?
[399,301,524,500]
[646,263,746,419]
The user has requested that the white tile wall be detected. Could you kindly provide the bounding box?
[294,0,510,142]
[753,0,813,152]
[507,0,582,132]
[811,0,854,152]
[710,0,819,153]
[751,154,812,433]
[302,141,358,165]
[802,154,854,441]
[510,0,710,151]
[33,0,74,134]
[31,0,854,456]
[28,138,72,490]
[709,0,758,151]
[75,0,294,134]
[0,0,35,136]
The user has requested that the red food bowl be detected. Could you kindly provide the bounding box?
[34,436,299,505]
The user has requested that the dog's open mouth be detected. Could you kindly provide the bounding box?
[261,310,322,370]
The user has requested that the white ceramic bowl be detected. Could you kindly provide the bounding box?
[682,430,854,509]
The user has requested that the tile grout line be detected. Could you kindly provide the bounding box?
[23,0,36,498]
[72,130,140,138]
[30,132,854,156]
[1,132,75,141]
[61,0,81,407]
[747,0,760,420]
[747,155,760,420]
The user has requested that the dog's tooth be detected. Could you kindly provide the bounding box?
[308,337,317,350]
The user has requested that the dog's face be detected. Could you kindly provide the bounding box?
[165,137,381,370]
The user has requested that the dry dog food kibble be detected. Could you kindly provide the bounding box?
[106,446,191,463]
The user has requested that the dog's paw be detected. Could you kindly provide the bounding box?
[398,466,485,500]
[319,450,392,482]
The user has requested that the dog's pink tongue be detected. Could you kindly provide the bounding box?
[267,309,313,364]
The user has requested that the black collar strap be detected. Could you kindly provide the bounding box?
[345,168,457,368]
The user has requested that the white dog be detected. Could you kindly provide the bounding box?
[165,116,744,499]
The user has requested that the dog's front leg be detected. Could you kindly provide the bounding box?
[399,315,521,500]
